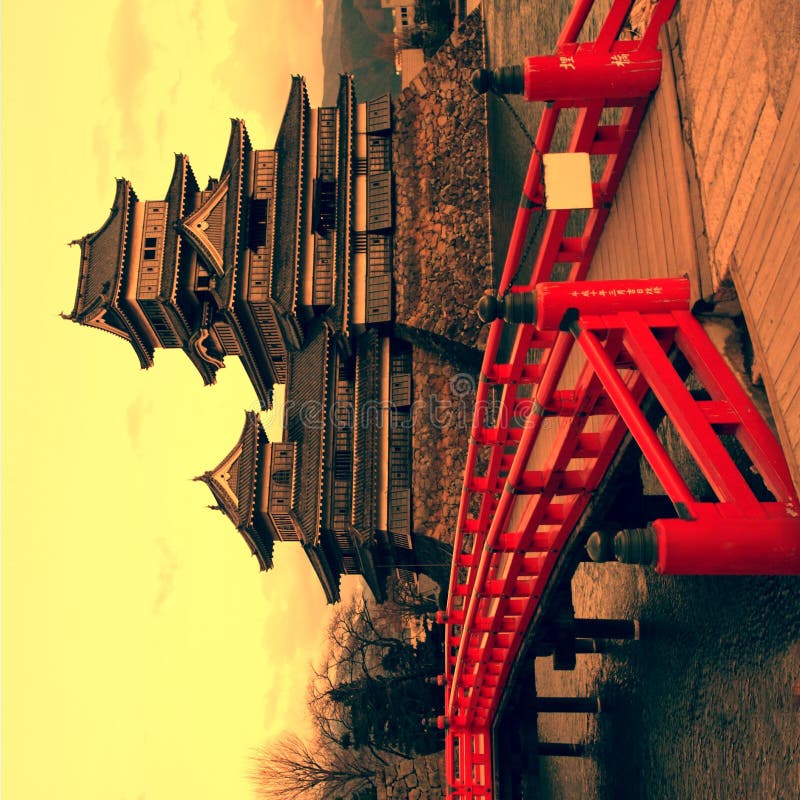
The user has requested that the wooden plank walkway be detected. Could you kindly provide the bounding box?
[585,0,800,491]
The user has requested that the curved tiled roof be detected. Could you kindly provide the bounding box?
[286,321,331,541]
[273,76,309,318]
[303,542,341,604]
[163,154,199,308]
[334,74,356,335]
[71,179,133,319]
[196,411,273,568]
[352,329,380,535]
[180,174,230,277]
[69,179,155,368]
[216,119,251,310]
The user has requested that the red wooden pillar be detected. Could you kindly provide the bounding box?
[472,42,664,105]
[478,277,690,328]
[524,42,663,103]
[653,515,800,575]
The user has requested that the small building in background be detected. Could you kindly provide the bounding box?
[399,48,427,88]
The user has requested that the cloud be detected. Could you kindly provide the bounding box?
[153,536,180,613]
[126,394,156,449]
[107,0,152,158]
[214,0,325,135]
[91,124,114,199]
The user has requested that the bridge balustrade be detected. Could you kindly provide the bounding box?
[440,1,800,797]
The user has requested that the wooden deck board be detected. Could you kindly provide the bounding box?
[702,68,769,249]
[680,0,727,108]
[650,83,685,276]
[591,40,698,287]
[692,0,756,158]
[778,348,800,411]
[747,161,800,321]
[594,2,800,488]
[713,95,780,275]
[762,241,800,378]
[735,59,800,282]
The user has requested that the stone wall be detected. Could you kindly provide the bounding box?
[377,752,446,800]
[410,346,475,549]
[392,9,491,350]
[380,14,492,795]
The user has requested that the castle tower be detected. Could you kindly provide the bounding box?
[69,75,414,602]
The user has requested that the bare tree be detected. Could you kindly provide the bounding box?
[250,732,380,800]
[308,585,443,759]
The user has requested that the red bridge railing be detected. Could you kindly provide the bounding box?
[439,1,800,797]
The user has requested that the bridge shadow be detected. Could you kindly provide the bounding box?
[520,569,800,800]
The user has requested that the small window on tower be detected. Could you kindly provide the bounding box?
[144,248,156,260]
[145,237,158,248]
[249,199,269,250]
[273,469,291,486]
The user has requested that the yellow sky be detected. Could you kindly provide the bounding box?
[2,1,360,797]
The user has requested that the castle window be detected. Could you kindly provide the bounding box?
[249,199,269,250]
[312,179,336,236]
[334,451,351,481]
[273,469,291,486]
[144,248,156,261]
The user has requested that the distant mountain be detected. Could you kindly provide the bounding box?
[322,0,401,105]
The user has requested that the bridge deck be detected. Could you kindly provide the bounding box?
[595,0,800,488]
[442,1,800,797]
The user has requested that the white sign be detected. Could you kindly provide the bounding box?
[543,152,594,210]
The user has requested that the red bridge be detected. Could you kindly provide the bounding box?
[437,1,800,796]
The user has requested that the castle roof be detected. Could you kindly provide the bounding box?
[162,154,200,309]
[68,179,154,368]
[332,73,356,335]
[196,410,274,570]
[285,321,331,541]
[177,120,251,312]
[273,76,310,321]
[352,329,380,537]
[215,119,252,310]
[304,543,341,604]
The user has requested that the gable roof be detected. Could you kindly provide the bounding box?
[272,76,309,318]
[195,411,274,569]
[68,179,154,368]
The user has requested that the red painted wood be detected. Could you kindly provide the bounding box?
[440,3,732,797]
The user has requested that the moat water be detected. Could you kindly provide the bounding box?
[482,2,800,798]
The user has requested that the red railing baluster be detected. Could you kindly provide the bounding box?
[437,3,798,797]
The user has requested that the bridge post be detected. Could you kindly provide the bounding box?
[534,637,604,656]
[573,617,640,640]
[535,695,602,713]
[472,42,663,105]
[537,742,588,757]
[478,277,690,328]
[651,515,800,575]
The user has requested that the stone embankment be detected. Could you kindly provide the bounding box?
[377,752,445,800]
[382,12,491,796]
[392,9,491,351]
[391,9,490,551]
[409,346,475,549]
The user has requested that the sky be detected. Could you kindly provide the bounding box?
[2,1,362,797]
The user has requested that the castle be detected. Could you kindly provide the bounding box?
[68,76,415,602]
